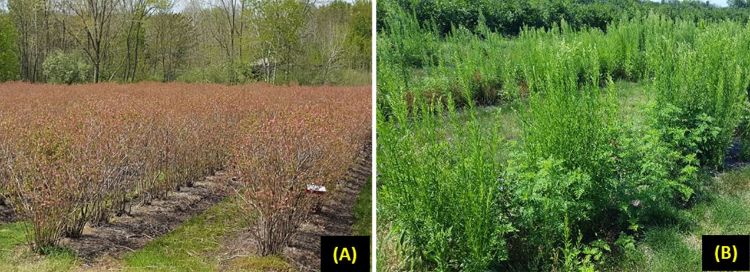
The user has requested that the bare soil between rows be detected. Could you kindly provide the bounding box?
[64,173,230,262]
[0,201,15,223]
[70,140,371,271]
[0,142,371,271]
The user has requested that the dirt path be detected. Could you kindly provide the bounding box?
[63,172,230,263]
[283,143,372,271]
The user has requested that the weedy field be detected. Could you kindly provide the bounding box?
[377,2,750,271]
[0,82,371,271]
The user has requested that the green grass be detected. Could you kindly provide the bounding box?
[612,166,750,271]
[0,197,294,271]
[0,222,77,272]
[613,228,701,271]
[334,69,372,86]
[455,105,521,141]
[614,80,649,127]
[0,221,26,252]
[123,197,258,271]
[353,178,372,236]
[376,223,410,272]
[229,255,295,272]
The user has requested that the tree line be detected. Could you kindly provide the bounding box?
[378,0,750,36]
[0,0,371,85]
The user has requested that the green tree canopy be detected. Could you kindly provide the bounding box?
[0,14,19,81]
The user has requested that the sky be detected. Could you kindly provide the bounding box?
[709,0,729,6]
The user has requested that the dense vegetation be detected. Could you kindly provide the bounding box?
[377,0,750,36]
[0,13,18,81]
[377,1,750,271]
[0,83,370,254]
[0,0,370,85]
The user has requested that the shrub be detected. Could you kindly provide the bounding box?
[613,124,698,227]
[503,157,593,269]
[2,125,75,250]
[231,107,362,256]
[0,82,370,252]
[510,60,696,270]
[42,51,91,84]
